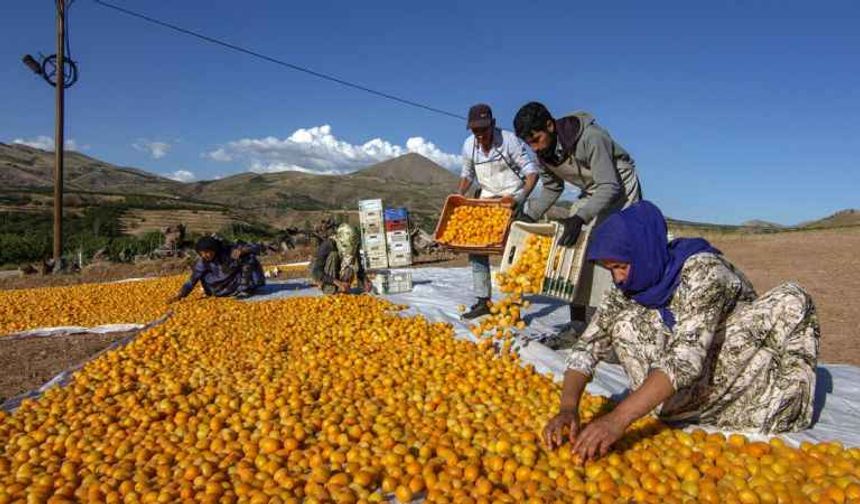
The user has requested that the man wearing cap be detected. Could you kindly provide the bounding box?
[513,101,642,333]
[459,103,540,320]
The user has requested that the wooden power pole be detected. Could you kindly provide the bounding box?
[53,0,66,267]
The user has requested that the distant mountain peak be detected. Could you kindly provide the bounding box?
[353,153,458,185]
[741,219,784,228]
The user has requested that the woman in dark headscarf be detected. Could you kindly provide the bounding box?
[170,236,265,301]
[544,201,819,460]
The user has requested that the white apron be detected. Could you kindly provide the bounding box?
[472,143,525,199]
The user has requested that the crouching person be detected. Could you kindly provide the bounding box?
[544,201,820,461]
[170,236,265,302]
[311,223,371,294]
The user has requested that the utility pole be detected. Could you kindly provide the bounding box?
[53,0,66,267]
[22,1,78,271]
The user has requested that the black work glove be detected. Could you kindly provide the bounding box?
[559,215,585,246]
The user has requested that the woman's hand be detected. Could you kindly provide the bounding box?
[572,411,628,461]
[543,409,580,450]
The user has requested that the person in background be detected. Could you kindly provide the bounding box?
[544,201,819,461]
[514,102,642,333]
[170,236,265,301]
[310,222,371,294]
[459,103,539,319]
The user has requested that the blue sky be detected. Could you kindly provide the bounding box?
[2,1,858,225]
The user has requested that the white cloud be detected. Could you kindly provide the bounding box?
[405,137,460,170]
[13,136,79,151]
[204,125,460,174]
[167,169,195,182]
[206,147,233,162]
[133,139,171,159]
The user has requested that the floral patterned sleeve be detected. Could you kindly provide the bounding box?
[653,254,741,391]
[565,288,624,376]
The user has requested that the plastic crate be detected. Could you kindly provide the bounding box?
[383,207,408,221]
[385,219,408,232]
[388,252,412,267]
[366,253,388,270]
[371,270,413,294]
[541,222,595,302]
[359,199,383,212]
[360,211,383,225]
[363,232,385,247]
[388,241,411,254]
[361,221,383,235]
[433,194,514,255]
[386,230,409,243]
[499,221,560,277]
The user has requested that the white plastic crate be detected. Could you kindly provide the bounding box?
[359,199,383,212]
[366,253,388,270]
[371,270,413,294]
[386,230,409,243]
[388,251,412,267]
[388,241,411,253]
[499,222,559,275]
[498,220,593,302]
[360,211,383,225]
[363,232,385,247]
[541,222,594,302]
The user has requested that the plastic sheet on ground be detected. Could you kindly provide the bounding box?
[6,323,145,340]
[1,315,169,412]
[253,266,860,447]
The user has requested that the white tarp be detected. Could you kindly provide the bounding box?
[4,268,858,446]
[253,266,860,447]
[1,315,169,412]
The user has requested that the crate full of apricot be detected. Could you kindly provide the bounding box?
[434,195,514,254]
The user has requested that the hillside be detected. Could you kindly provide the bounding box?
[741,219,784,229]
[185,153,459,221]
[0,143,183,197]
[2,142,857,233]
[802,209,860,229]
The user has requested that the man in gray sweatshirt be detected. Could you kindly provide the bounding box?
[513,102,642,326]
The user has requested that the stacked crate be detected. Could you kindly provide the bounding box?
[359,199,388,270]
[384,207,412,267]
[370,270,413,294]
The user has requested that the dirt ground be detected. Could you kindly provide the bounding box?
[695,227,860,366]
[0,331,135,403]
[1,227,857,403]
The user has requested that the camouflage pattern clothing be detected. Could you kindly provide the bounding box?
[567,252,820,433]
[310,224,366,295]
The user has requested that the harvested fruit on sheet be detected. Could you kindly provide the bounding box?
[1,291,858,503]
[471,235,553,347]
[439,205,512,246]
[0,276,187,335]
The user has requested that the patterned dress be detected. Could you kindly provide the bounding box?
[566,253,820,433]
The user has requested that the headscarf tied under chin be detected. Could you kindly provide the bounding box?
[585,201,721,329]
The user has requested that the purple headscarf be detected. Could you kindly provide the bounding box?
[586,201,721,329]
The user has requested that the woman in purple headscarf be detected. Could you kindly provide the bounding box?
[544,201,819,461]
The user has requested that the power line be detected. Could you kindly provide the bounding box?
[91,0,465,121]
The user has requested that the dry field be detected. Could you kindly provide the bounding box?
[691,227,860,366]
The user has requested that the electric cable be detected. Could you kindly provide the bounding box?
[92,0,465,120]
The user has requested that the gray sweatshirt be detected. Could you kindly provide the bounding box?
[528,112,642,223]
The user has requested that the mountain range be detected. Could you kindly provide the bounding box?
[1,142,857,231]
